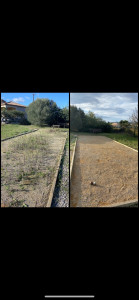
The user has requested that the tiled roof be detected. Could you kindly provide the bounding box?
[7,101,27,107]
[111,122,120,127]
[1,99,6,104]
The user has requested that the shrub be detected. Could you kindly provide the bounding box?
[1,109,26,123]
[19,118,31,125]
[101,122,113,132]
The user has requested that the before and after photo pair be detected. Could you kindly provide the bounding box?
[1,92,138,208]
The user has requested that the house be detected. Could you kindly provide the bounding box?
[1,99,27,118]
[1,99,7,105]
[111,122,120,128]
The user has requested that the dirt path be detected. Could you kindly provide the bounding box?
[70,135,138,207]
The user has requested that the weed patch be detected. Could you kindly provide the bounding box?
[1,128,67,207]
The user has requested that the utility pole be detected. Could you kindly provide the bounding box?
[32,93,36,102]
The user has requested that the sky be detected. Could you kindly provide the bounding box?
[70,93,138,122]
[1,93,69,109]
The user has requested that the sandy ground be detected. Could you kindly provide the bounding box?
[1,129,67,207]
[70,135,138,207]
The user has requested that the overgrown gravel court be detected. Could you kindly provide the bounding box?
[1,128,67,207]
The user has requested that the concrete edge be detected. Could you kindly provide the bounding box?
[1,129,38,141]
[70,138,77,180]
[103,136,138,152]
[100,199,138,207]
[46,133,68,207]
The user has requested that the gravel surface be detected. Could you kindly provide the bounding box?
[70,135,138,207]
[51,139,69,207]
[1,129,67,207]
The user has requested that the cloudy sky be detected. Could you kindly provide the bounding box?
[1,93,69,108]
[70,93,138,122]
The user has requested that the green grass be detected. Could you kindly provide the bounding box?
[1,124,40,140]
[72,131,138,150]
[97,132,138,150]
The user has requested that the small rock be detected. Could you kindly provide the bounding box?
[90,181,96,186]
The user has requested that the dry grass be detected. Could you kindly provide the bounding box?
[1,128,67,207]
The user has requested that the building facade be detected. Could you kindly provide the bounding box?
[1,100,27,118]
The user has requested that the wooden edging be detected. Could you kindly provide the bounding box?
[46,133,68,207]
[70,137,77,180]
[1,129,38,141]
[100,199,138,207]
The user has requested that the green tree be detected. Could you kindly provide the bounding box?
[78,108,86,130]
[60,107,69,122]
[101,121,113,132]
[26,98,61,126]
[129,106,138,136]
[85,111,98,129]
[70,106,113,133]
[119,120,130,131]
[70,106,82,131]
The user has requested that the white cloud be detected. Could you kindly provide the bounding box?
[12,97,25,103]
[70,93,138,122]
[1,94,10,101]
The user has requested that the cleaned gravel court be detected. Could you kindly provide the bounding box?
[70,135,138,207]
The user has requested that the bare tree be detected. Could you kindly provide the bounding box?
[130,106,138,136]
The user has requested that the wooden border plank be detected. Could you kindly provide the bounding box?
[100,199,138,207]
[70,138,77,180]
[1,129,38,141]
[46,133,68,207]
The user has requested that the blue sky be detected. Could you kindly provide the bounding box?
[1,93,69,108]
[70,93,138,122]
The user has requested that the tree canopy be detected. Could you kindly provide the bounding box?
[70,105,112,132]
[26,98,68,126]
[119,120,130,130]
[129,106,138,136]
[60,106,69,122]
